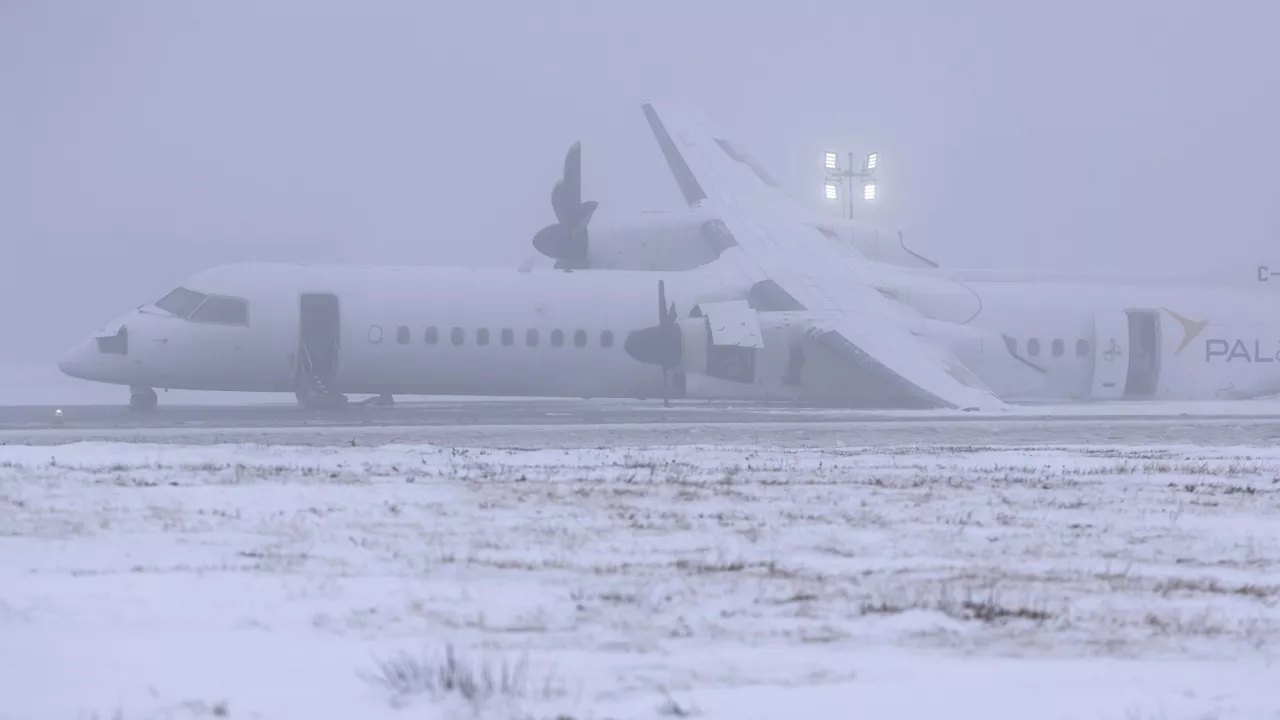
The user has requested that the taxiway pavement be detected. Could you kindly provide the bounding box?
[3,398,1280,447]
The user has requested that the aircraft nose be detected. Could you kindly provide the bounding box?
[58,340,95,380]
[59,319,131,381]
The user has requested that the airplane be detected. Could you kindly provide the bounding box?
[58,102,1280,412]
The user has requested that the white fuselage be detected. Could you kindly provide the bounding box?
[963,276,1280,401]
[59,263,739,400]
[58,261,1280,406]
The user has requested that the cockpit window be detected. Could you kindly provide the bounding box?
[189,296,249,326]
[154,288,207,318]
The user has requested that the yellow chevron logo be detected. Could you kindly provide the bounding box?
[1163,308,1209,355]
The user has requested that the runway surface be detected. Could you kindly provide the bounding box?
[4,397,1280,447]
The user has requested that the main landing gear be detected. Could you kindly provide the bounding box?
[129,386,158,412]
[294,389,396,410]
[357,393,396,407]
[295,384,349,410]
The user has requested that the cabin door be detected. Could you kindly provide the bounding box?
[1123,309,1161,398]
[298,293,341,396]
[1089,309,1162,400]
[1089,311,1129,399]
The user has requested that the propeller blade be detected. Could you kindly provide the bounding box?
[533,141,595,267]
[572,200,598,238]
[563,141,582,209]
[551,179,569,224]
[658,280,667,322]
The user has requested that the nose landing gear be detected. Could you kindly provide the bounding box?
[129,386,158,412]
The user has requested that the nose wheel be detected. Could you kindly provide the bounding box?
[129,386,158,412]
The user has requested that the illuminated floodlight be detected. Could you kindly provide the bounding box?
[862,182,877,201]
[824,151,839,171]
[864,152,878,172]
[824,182,839,201]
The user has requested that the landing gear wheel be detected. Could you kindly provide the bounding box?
[129,387,158,412]
[294,386,348,410]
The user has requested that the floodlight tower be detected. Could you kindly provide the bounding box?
[823,150,878,219]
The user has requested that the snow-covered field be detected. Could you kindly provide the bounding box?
[2,441,1279,719]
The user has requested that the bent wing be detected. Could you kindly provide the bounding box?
[641,102,1004,411]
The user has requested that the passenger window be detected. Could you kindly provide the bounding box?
[1051,339,1064,357]
[189,296,248,325]
[551,329,564,347]
[573,329,587,348]
[425,327,438,344]
[451,327,464,346]
[501,328,513,346]
[601,330,614,348]
[526,329,539,346]
[396,326,410,344]
[369,325,383,343]
[1076,339,1090,357]
[477,328,490,346]
[154,287,207,318]
[1027,338,1040,356]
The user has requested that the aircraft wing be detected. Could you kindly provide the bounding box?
[641,102,1004,411]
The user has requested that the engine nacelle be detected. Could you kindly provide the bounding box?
[578,209,722,270]
[575,211,940,273]
[531,141,726,271]
[672,303,813,400]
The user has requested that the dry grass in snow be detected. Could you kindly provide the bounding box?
[2,441,1279,719]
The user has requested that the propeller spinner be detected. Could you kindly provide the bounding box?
[623,279,684,406]
[532,142,598,269]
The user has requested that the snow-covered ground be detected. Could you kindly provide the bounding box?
[2,441,1280,719]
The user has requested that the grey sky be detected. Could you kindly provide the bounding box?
[2,1,1276,364]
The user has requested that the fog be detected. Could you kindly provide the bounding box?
[3,1,1277,366]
